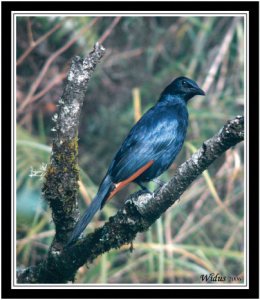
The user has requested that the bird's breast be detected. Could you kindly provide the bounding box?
[137,118,188,182]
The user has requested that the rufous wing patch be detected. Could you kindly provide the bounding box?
[107,160,154,201]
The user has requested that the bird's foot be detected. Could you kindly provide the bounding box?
[137,182,152,194]
[152,178,166,195]
[152,178,166,188]
[137,189,154,198]
[125,189,154,217]
[139,188,155,198]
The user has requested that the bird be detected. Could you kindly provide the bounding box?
[67,76,205,246]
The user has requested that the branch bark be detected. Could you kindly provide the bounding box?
[17,112,244,283]
[16,43,105,284]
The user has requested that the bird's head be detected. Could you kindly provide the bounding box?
[161,76,205,102]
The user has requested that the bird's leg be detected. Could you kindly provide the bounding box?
[152,178,166,195]
[152,178,165,188]
[136,182,152,194]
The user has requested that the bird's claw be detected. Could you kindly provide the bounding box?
[152,178,166,188]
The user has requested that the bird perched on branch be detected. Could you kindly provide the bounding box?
[67,76,205,245]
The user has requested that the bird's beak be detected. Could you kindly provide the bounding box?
[195,86,206,96]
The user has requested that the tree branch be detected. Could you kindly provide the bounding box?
[26,42,105,263]
[17,111,244,283]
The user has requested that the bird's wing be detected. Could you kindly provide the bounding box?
[108,104,187,183]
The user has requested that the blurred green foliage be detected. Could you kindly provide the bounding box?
[16,16,244,284]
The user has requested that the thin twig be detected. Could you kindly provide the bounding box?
[202,18,240,93]
[98,17,121,44]
[17,18,67,66]
[173,194,242,243]
[104,47,144,67]
[17,230,55,246]
[174,190,210,241]
[27,17,34,45]
[17,17,99,115]
[78,180,92,205]
[31,72,68,102]
[130,243,214,272]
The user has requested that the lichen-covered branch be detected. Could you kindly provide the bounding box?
[17,116,244,283]
[42,42,105,250]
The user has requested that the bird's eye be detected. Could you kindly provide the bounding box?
[182,80,189,87]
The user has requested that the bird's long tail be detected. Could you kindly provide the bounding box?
[67,176,113,246]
